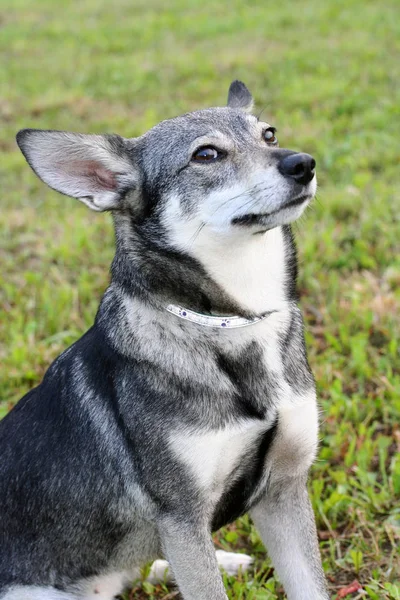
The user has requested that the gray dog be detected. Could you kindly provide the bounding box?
[0,81,329,600]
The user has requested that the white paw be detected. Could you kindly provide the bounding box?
[145,550,254,585]
[215,550,254,576]
[146,559,172,584]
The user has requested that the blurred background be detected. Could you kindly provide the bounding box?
[0,0,399,598]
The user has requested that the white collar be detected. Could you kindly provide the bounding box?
[165,303,271,329]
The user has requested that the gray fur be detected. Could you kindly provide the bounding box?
[227,80,254,112]
[1,81,328,599]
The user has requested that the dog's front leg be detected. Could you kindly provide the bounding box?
[158,515,228,600]
[250,476,329,600]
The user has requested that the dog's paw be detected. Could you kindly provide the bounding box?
[144,551,253,584]
[215,550,254,576]
[146,559,172,584]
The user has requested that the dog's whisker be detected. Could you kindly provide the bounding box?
[188,220,207,247]
[188,181,291,247]
[211,179,276,216]
[188,192,267,247]
[256,104,269,121]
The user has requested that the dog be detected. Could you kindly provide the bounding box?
[0,81,328,600]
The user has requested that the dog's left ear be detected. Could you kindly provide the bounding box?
[227,80,254,113]
[16,129,138,212]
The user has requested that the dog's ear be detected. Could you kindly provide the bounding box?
[16,129,138,211]
[227,80,254,113]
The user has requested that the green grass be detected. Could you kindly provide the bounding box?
[1,0,399,598]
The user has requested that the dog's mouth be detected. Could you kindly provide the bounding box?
[231,194,311,227]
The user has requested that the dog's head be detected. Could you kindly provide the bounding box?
[17,80,316,252]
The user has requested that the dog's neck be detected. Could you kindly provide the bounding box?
[108,214,296,321]
[177,225,293,315]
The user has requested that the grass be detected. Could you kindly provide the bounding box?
[1,0,399,597]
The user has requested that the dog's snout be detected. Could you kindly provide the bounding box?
[278,153,316,186]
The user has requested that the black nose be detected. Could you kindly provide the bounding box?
[278,153,316,185]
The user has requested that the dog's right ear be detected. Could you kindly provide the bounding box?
[227,81,254,113]
[16,129,138,211]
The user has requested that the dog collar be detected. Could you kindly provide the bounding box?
[165,304,271,329]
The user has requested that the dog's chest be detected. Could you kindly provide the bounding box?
[168,416,277,532]
[167,335,281,524]
[166,314,317,528]
[168,326,280,462]
[169,419,270,496]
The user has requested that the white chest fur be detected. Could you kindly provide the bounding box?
[168,419,270,501]
[164,208,288,315]
[168,387,319,506]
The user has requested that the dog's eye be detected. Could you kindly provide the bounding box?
[263,128,278,145]
[192,147,221,162]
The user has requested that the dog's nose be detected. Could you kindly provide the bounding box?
[278,153,316,185]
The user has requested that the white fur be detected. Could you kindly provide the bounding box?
[3,573,131,600]
[191,226,287,314]
[146,551,253,584]
[198,169,293,232]
[162,173,307,313]
[168,419,271,502]
[169,386,318,511]
[268,390,319,480]
[215,550,254,576]
[1,587,75,600]
[76,572,130,599]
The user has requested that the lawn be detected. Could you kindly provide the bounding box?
[0,0,399,598]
